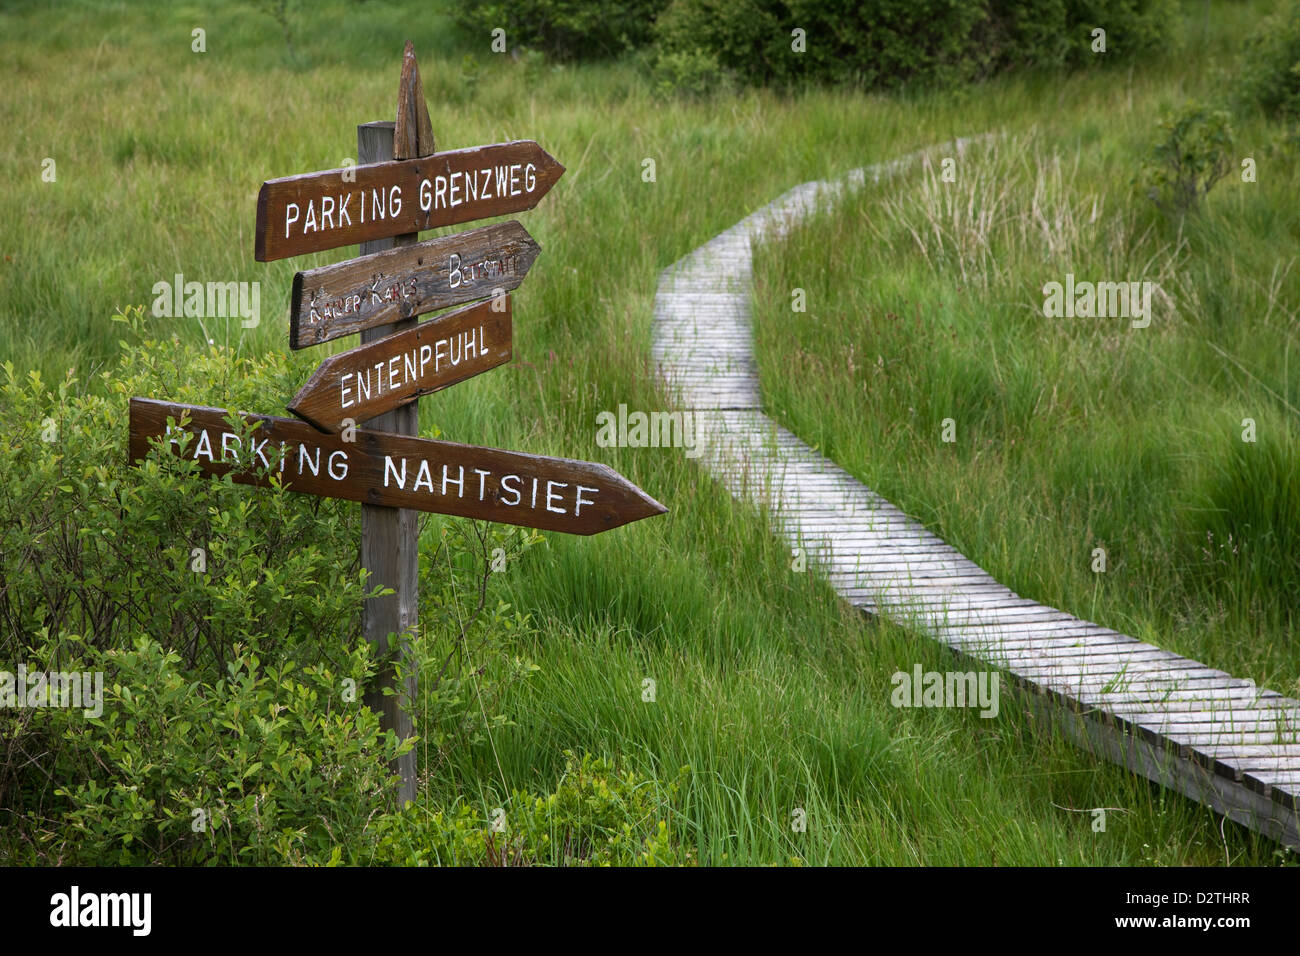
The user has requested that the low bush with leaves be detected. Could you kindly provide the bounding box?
[370,751,694,866]
[451,0,667,62]
[653,0,1175,91]
[0,309,545,864]
[1136,102,1234,216]
[650,46,731,98]
[1235,0,1300,123]
[451,0,1173,89]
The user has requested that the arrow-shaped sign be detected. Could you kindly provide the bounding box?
[255,140,564,261]
[289,220,539,349]
[288,296,512,432]
[129,398,667,535]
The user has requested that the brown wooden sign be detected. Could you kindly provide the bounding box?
[255,140,565,261]
[129,398,666,535]
[288,297,512,432]
[289,220,539,349]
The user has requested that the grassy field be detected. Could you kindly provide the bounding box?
[752,7,1300,697]
[1,0,1295,864]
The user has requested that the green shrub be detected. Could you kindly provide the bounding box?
[982,0,1175,71]
[983,0,1072,71]
[1235,0,1300,122]
[651,46,731,98]
[38,638,403,865]
[0,310,540,863]
[652,0,1175,90]
[371,751,694,866]
[653,0,983,89]
[1136,102,1234,215]
[451,0,668,62]
[0,339,372,677]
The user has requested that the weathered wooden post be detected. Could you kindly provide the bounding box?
[356,43,436,807]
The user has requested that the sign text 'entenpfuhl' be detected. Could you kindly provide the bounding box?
[288,296,512,432]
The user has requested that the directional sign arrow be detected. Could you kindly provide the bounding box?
[255,140,565,261]
[289,220,539,349]
[129,398,667,535]
[288,296,512,433]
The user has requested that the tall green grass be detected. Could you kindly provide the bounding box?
[1,0,1294,863]
[752,54,1299,693]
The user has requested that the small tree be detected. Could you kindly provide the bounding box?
[1137,103,1234,216]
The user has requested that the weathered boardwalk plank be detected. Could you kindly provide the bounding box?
[651,139,1300,848]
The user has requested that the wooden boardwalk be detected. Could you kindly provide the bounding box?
[651,144,1300,849]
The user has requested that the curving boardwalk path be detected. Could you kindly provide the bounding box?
[651,141,1300,849]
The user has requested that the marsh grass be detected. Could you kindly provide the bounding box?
[1,0,1294,863]
[753,33,1299,703]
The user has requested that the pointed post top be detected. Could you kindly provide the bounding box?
[395,40,436,160]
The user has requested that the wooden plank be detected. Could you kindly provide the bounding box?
[984,650,1177,671]
[937,619,1117,638]
[1070,679,1249,702]
[128,397,667,535]
[957,639,1138,658]
[799,526,952,539]
[1243,770,1300,783]
[289,221,540,348]
[1156,729,1300,747]
[1130,719,1299,737]
[949,628,1133,648]
[1134,711,1300,730]
[1202,756,1300,771]
[786,518,926,531]
[858,593,1029,612]
[929,606,1079,624]
[831,574,1009,589]
[970,639,1168,659]
[255,140,565,261]
[1109,697,1292,717]
[288,296,512,432]
[1107,689,1288,709]
[1185,743,1300,758]
[1007,660,1214,683]
[818,549,983,563]
[826,559,1001,575]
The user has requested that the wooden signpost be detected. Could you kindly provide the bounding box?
[127,43,665,805]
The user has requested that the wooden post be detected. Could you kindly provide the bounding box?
[357,44,436,806]
[357,120,418,806]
